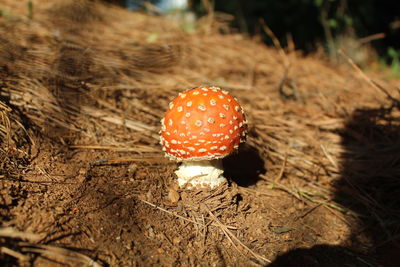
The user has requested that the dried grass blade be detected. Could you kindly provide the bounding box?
[21,244,101,267]
[70,144,158,152]
[0,247,29,262]
[0,227,44,242]
[81,106,158,139]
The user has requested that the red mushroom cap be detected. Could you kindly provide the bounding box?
[160,86,247,161]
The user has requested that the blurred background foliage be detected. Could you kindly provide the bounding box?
[110,0,400,73]
[194,0,400,68]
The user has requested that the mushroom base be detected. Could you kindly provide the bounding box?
[175,159,226,189]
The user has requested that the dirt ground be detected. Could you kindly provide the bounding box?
[1,1,400,266]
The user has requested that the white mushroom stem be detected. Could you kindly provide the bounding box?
[175,159,226,189]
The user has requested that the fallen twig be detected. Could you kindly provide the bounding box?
[138,198,237,230]
[204,204,271,264]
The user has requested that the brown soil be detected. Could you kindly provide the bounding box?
[1,1,400,266]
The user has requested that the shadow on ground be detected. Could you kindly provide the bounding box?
[268,244,372,267]
[268,103,400,266]
[223,143,266,187]
[336,105,400,267]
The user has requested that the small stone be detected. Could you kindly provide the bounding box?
[172,237,181,244]
[180,192,189,201]
[146,191,152,200]
[77,168,87,183]
[128,164,137,174]
[168,189,180,203]
[288,207,296,214]
[148,227,155,238]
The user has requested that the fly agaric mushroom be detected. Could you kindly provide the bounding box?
[159,86,247,188]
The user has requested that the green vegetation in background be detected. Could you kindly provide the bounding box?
[27,0,33,20]
[0,0,34,20]
[383,47,400,77]
[194,0,400,68]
